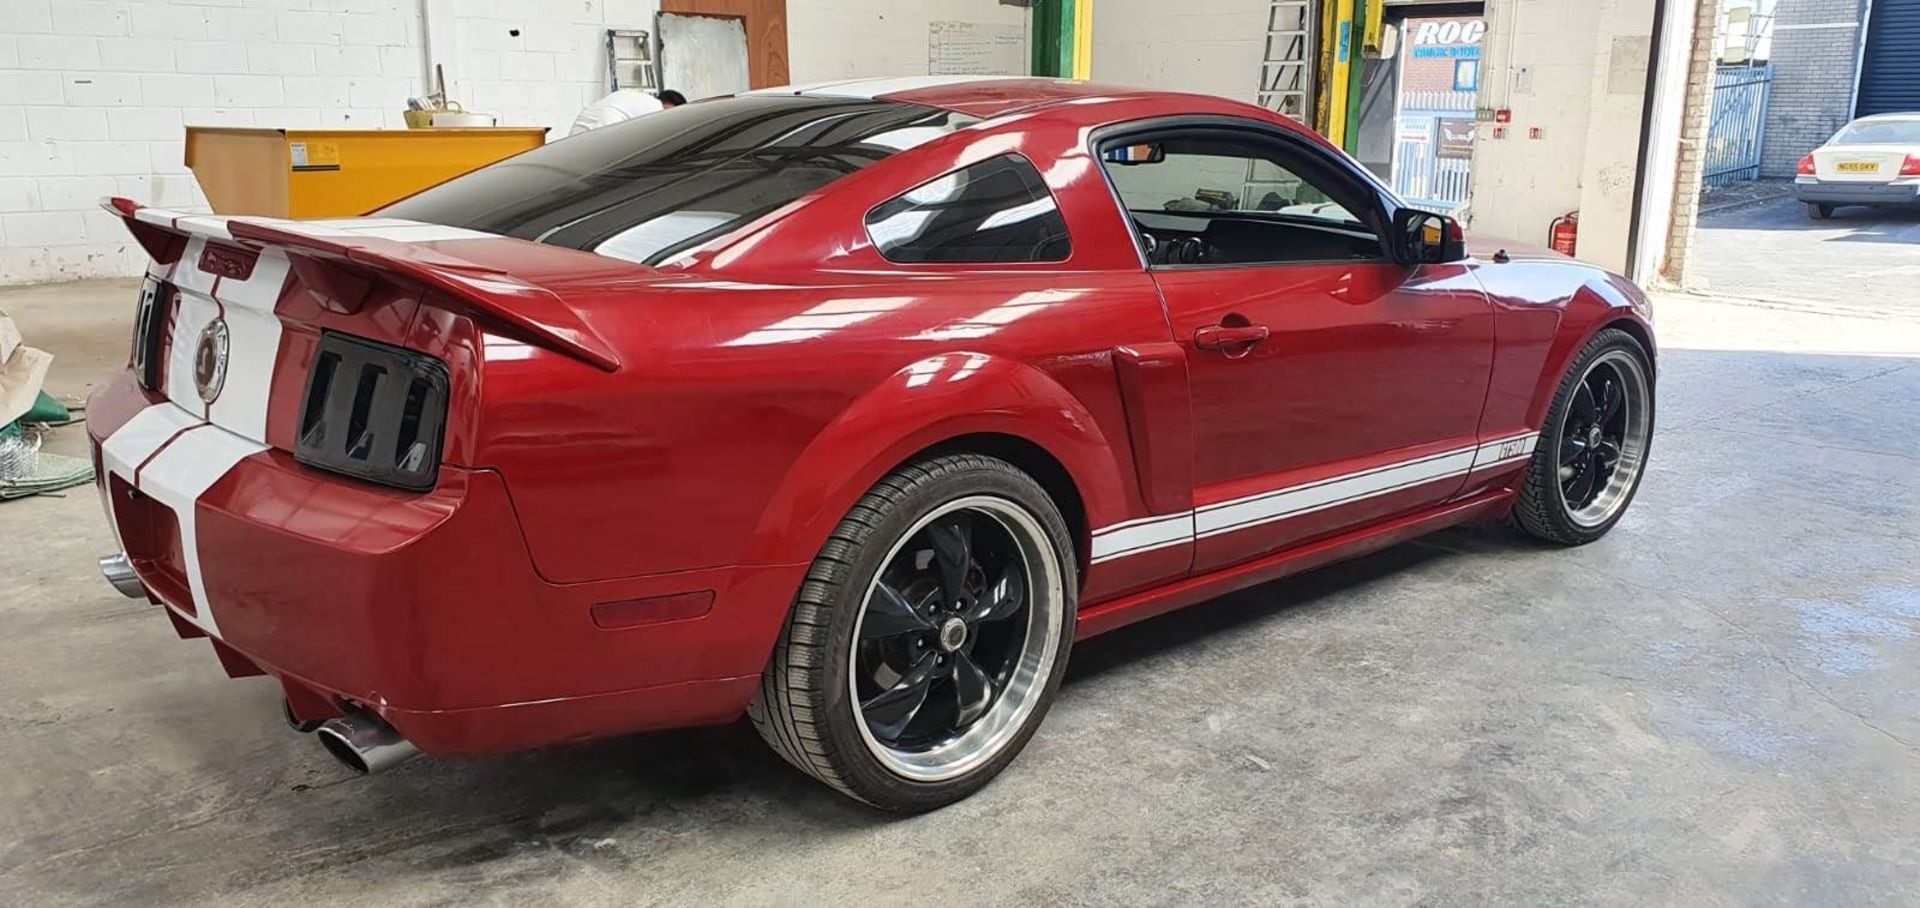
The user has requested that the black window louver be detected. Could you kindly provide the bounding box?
[295,333,450,492]
[132,278,171,392]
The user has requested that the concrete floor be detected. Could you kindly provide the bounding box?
[3,280,1919,906]
[1694,195,1920,314]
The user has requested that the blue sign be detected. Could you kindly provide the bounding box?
[1454,59,1481,92]
[1413,46,1482,59]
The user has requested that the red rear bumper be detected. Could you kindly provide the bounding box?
[88,373,804,756]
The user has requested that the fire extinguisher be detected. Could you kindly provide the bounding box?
[1549,211,1579,257]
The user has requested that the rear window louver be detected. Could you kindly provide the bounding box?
[295,333,450,492]
[132,277,171,392]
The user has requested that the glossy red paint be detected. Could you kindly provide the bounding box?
[90,80,1653,759]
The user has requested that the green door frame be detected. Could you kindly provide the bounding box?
[1031,0,1080,78]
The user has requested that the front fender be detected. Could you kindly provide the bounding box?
[741,352,1133,567]
[1525,276,1656,427]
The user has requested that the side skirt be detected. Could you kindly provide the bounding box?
[1074,489,1514,640]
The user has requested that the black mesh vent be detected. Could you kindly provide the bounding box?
[295,332,450,492]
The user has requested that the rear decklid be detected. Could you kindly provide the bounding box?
[1810,144,1917,183]
[103,199,626,485]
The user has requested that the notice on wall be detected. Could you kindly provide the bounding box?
[929,21,1028,76]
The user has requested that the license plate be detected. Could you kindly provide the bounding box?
[1836,161,1880,173]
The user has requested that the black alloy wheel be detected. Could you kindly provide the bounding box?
[1558,360,1629,513]
[854,509,1030,751]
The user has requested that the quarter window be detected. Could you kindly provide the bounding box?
[866,154,1071,264]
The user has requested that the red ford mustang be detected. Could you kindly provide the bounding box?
[90,77,1654,812]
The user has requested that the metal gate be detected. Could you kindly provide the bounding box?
[1392,91,1477,214]
[1703,64,1772,188]
[1388,17,1484,215]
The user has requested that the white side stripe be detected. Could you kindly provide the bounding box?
[1087,433,1540,565]
[1089,513,1194,564]
[1194,447,1479,540]
[1468,432,1539,470]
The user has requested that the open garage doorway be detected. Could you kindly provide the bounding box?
[1354,3,1486,216]
[1682,0,1920,314]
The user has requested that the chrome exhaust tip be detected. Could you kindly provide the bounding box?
[315,711,421,775]
[98,553,147,599]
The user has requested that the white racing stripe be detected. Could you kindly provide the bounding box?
[132,424,267,635]
[1088,433,1540,565]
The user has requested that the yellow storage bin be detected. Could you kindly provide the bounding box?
[183,126,548,219]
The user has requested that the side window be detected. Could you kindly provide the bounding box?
[866,153,1072,264]
[1099,132,1384,267]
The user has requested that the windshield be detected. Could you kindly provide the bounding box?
[1832,119,1920,146]
[380,95,979,266]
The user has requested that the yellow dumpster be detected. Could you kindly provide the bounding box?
[183,127,548,218]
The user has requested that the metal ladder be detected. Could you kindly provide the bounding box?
[606,28,657,93]
[1254,0,1315,123]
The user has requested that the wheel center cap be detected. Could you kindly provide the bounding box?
[937,617,967,653]
[1587,426,1603,448]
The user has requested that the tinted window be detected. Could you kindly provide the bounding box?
[865,154,1071,264]
[1099,130,1384,267]
[380,96,978,266]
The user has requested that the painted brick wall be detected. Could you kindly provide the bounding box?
[1089,0,1267,102]
[787,0,1029,83]
[1758,0,1866,178]
[0,0,657,286]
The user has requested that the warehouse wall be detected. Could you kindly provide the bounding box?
[1468,0,1660,273]
[0,0,657,286]
[1089,0,1266,100]
[1758,0,1867,178]
[787,0,1029,83]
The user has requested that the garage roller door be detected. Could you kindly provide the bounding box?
[1857,0,1920,116]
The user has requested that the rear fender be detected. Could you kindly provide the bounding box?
[742,353,1132,568]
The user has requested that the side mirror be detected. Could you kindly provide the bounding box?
[1392,208,1467,265]
[1103,142,1166,166]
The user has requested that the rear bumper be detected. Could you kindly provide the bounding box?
[87,372,804,756]
[1793,178,1920,204]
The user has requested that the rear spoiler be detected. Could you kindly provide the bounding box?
[103,198,621,373]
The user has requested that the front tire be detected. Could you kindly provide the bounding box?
[749,454,1077,812]
[1512,328,1654,545]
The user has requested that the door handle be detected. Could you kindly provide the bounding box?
[1194,323,1271,352]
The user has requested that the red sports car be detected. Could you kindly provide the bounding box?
[91,77,1654,812]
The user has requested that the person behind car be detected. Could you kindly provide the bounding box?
[569,88,686,136]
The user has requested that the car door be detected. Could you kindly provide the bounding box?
[1097,120,1495,572]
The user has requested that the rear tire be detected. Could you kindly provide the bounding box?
[1512,328,1654,546]
[749,454,1077,812]
[1807,202,1835,220]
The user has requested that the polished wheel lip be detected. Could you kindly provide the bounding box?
[849,495,1064,783]
[1557,349,1652,528]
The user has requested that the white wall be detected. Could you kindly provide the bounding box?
[1089,0,1265,100]
[1469,0,1659,272]
[0,0,655,286]
[787,0,1029,83]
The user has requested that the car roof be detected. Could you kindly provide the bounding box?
[745,75,1161,118]
[1850,112,1920,123]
